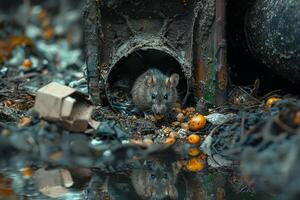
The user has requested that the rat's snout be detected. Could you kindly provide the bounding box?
[152,104,167,115]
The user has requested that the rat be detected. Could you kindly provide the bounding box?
[131,160,179,200]
[131,68,179,116]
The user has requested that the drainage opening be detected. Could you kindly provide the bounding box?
[106,48,188,114]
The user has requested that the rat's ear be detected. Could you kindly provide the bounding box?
[145,75,157,87]
[165,73,179,88]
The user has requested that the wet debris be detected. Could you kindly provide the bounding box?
[0,35,33,64]
[0,67,8,78]
[201,131,232,168]
[204,96,300,199]
[95,120,128,142]
[0,174,18,199]
[92,106,157,136]
[205,113,234,125]
[235,99,300,199]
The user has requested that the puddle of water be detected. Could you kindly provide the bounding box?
[0,157,264,200]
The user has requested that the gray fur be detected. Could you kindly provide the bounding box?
[131,68,179,115]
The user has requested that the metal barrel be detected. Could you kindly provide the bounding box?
[245,0,300,83]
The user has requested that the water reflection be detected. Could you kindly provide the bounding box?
[0,121,260,200]
[131,160,179,199]
[0,160,202,199]
[0,157,265,200]
[86,159,182,200]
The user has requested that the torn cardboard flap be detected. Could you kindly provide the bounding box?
[61,97,76,118]
[34,82,97,132]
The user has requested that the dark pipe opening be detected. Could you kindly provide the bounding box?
[106,49,188,114]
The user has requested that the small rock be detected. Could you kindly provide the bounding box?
[205,113,231,125]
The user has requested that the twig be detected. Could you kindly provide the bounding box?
[274,116,297,133]
[159,14,179,37]
[250,78,260,96]
[8,72,39,81]
[241,112,245,135]
[120,13,137,36]
[261,89,282,100]
[237,185,249,194]
[238,86,262,104]
[244,104,261,109]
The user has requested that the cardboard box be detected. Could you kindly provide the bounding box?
[34,82,94,132]
[33,168,73,198]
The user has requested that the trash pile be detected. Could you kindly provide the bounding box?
[0,1,300,200]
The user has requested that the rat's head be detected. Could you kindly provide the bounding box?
[144,73,179,115]
[142,161,179,199]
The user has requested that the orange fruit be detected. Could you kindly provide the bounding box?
[293,111,300,125]
[188,148,200,156]
[22,59,32,69]
[186,158,205,172]
[9,36,33,48]
[20,167,33,178]
[266,97,281,108]
[187,134,201,145]
[43,27,54,40]
[189,114,206,131]
[165,137,176,145]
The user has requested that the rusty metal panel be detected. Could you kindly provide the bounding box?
[84,0,228,107]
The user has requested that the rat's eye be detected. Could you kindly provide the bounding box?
[151,174,156,179]
[152,94,156,99]
[164,173,168,179]
[164,94,168,100]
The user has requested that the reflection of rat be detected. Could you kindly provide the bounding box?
[131,161,179,200]
[131,68,179,115]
